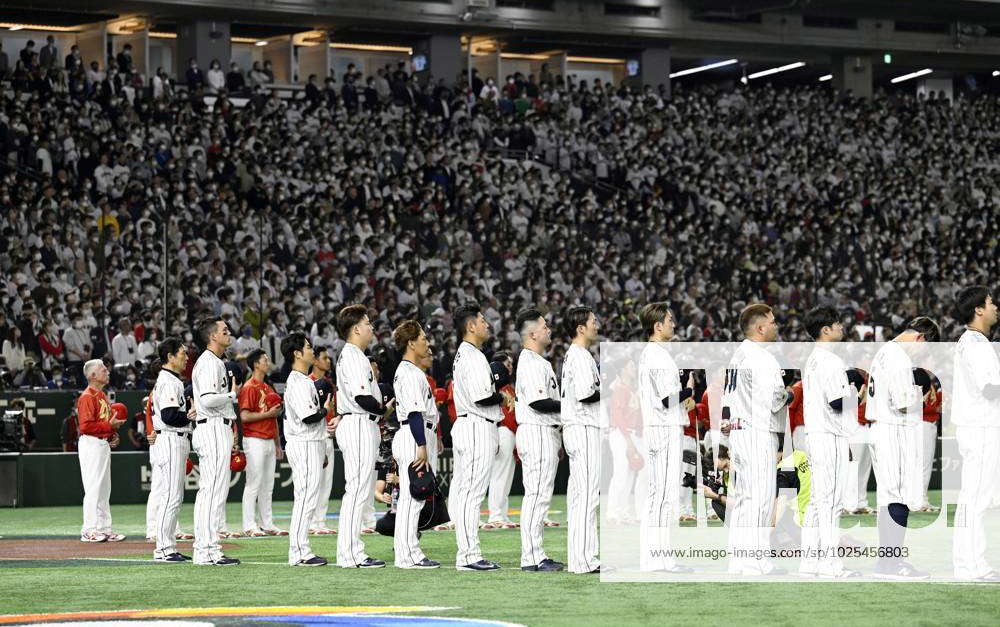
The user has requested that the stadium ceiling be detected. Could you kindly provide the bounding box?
[685,0,1000,23]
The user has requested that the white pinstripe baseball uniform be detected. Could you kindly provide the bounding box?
[392,359,439,567]
[952,328,1000,579]
[723,339,787,575]
[191,350,237,565]
[867,341,924,510]
[284,369,326,565]
[561,343,601,574]
[449,340,502,568]
[150,368,191,560]
[335,342,382,567]
[800,345,854,576]
[515,347,562,568]
[637,342,686,571]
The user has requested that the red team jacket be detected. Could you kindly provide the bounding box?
[76,386,114,439]
[239,377,279,439]
[788,380,804,434]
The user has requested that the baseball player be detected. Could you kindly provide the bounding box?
[799,306,858,578]
[637,303,694,573]
[144,387,192,544]
[487,350,518,529]
[449,302,504,571]
[77,359,126,543]
[238,349,287,537]
[333,304,388,569]
[309,345,338,535]
[561,306,602,574]
[951,286,1000,581]
[514,308,564,573]
[282,332,331,566]
[845,369,874,514]
[191,317,241,566]
[722,304,792,576]
[607,360,643,524]
[914,369,942,513]
[867,315,938,580]
[391,320,442,569]
[149,337,196,562]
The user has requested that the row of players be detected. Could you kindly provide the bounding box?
[72,289,1000,579]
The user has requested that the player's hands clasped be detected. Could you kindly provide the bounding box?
[412,445,429,471]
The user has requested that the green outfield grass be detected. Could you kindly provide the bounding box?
[0,495,998,626]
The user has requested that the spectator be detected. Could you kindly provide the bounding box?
[48,364,71,389]
[127,406,149,450]
[115,43,133,74]
[0,41,9,77]
[111,318,137,366]
[226,61,245,93]
[39,35,58,71]
[21,412,37,451]
[137,327,159,362]
[38,319,65,371]
[249,61,268,87]
[85,60,104,85]
[20,40,35,66]
[14,357,47,388]
[207,59,225,93]
[2,328,26,375]
[263,59,275,83]
[185,57,204,91]
[65,44,82,72]
[63,312,92,385]
[232,325,260,357]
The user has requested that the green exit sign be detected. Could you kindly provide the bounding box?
[884,53,892,64]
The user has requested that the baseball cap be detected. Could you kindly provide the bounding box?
[408,465,435,501]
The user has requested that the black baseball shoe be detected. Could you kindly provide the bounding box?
[522,558,565,572]
[210,556,240,566]
[154,553,188,563]
[873,561,929,580]
[357,557,386,569]
[458,559,501,572]
[408,558,441,569]
[295,556,328,567]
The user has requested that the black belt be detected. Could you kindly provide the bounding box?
[403,419,435,430]
[337,413,378,422]
[195,418,233,425]
[154,429,190,436]
[456,414,499,424]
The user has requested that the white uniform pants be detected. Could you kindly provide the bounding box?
[727,428,779,575]
[312,437,336,527]
[448,417,499,567]
[517,424,562,567]
[192,421,234,564]
[564,424,600,573]
[152,432,190,558]
[488,425,516,523]
[392,424,439,567]
[287,439,324,564]
[953,426,1000,578]
[335,414,379,567]
[79,434,112,535]
[241,435,277,532]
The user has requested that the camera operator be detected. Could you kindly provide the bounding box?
[687,446,730,522]
[13,357,47,388]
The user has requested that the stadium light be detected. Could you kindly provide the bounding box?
[747,61,806,80]
[819,74,833,82]
[993,70,999,77]
[7,25,23,31]
[255,40,268,47]
[668,59,738,78]
[890,68,932,84]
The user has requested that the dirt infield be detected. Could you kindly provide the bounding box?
[0,538,234,560]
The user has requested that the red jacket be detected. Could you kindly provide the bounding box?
[923,387,942,424]
[788,381,804,432]
[38,332,64,359]
[499,383,517,432]
[76,386,114,439]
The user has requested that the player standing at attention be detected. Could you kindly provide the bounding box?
[238,349,287,537]
[281,332,331,566]
[150,338,195,561]
[636,303,694,574]
[449,302,504,572]
[868,315,939,580]
[515,308,564,573]
[391,320,442,569]
[191,318,241,566]
[309,345,338,535]
[951,286,1000,581]
[561,306,603,574]
[723,304,791,576]
[333,305,389,568]
[799,306,859,578]
[487,350,518,529]
[77,359,126,543]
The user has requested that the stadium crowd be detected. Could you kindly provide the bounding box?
[0,38,996,390]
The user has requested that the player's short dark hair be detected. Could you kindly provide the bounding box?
[245,348,267,372]
[452,301,482,339]
[739,304,773,336]
[280,332,309,365]
[563,305,593,339]
[336,304,368,340]
[515,308,544,335]
[157,336,185,365]
[906,316,940,342]
[639,302,672,337]
[314,345,328,359]
[393,320,423,354]
[196,316,224,348]
[954,286,991,325]
[803,306,840,340]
